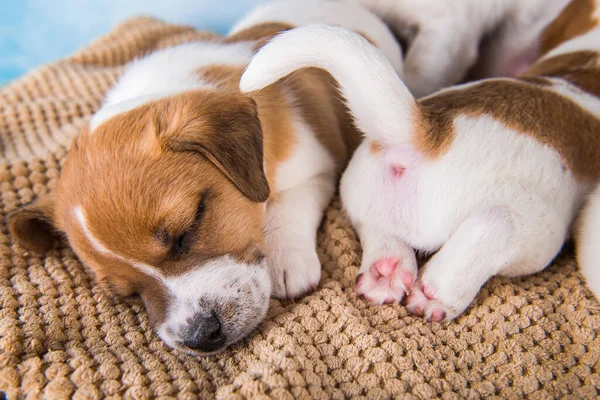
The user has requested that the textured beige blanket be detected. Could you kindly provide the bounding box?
[0,17,598,399]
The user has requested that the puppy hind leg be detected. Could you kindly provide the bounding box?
[406,207,519,321]
[264,174,335,300]
[403,28,480,97]
[407,205,567,321]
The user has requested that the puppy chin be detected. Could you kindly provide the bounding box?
[156,256,271,355]
[158,333,228,357]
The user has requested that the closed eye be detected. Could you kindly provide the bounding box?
[171,229,194,257]
[157,190,210,257]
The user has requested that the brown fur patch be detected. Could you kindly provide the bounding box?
[251,82,298,191]
[416,78,600,180]
[369,141,384,154]
[412,102,454,158]
[195,69,298,192]
[225,22,295,50]
[196,65,299,194]
[196,65,244,90]
[356,31,378,47]
[540,0,599,55]
[524,51,600,96]
[156,91,270,203]
[8,194,57,253]
[277,68,363,172]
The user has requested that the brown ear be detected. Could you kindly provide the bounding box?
[7,194,58,253]
[160,93,270,202]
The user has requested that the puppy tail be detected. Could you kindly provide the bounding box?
[576,185,600,299]
[240,24,419,147]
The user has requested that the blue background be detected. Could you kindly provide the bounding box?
[0,0,267,85]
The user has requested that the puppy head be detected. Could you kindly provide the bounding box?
[8,90,272,355]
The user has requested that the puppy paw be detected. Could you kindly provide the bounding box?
[267,249,321,300]
[356,257,415,304]
[405,281,453,322]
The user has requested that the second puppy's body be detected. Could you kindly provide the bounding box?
[242,9,600,321]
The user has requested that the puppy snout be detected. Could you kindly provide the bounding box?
[182,312,226,352]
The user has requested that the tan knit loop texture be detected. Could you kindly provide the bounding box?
[0,17,598,400]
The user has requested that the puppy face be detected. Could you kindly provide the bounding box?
[9,90,273,355]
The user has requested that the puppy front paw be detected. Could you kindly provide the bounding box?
[356,256,416,304]
[267,248,321,300]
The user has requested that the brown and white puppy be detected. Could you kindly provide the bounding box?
[241,0,600,322]
[7,0,403,355]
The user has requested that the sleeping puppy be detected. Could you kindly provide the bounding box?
[241,1,600,322]
[355,0,573,97]
[7,0,402,355]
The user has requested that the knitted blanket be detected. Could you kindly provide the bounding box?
[0,17,598,400]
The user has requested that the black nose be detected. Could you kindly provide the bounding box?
[182,313,226,352]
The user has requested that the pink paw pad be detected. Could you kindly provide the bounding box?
[423,286,436,300]
[406,283,448,322]
[413,306,425,316]
[398,269,414,290]
[431,309,446,322]
[371,257,414,289]
[355,257,415,304]
[373,257,398,277]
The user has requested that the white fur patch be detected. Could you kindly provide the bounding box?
[273,106,336,193]
[230,0,403,75]
[544,77,600,115]
[90,41,255,130]
[543,26,600,60]
[158,255,271,353]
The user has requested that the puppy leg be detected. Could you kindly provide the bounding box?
[358,0,513,97]
[406,208,518,321]
[404,28,480,97]
[264,174,335,299]
[406,206,566,321]
[354,222,418,304]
